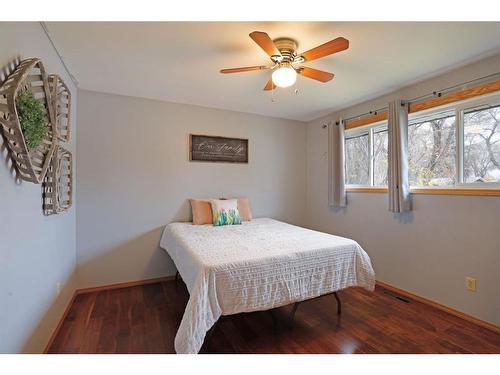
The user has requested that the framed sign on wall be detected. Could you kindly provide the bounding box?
[190,134,248,163]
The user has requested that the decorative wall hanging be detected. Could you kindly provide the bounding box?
[42,73,72,215]
[48,74,71,142]
[0,58,56,183]
[0,57,73,215]
[43,145,73,215]
[190,134,248,163]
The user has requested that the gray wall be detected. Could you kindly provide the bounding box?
[306,53,500,325]
[0,23,77,353]
[76,90,307,288]
[2,23,498,354]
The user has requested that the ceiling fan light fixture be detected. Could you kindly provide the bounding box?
[220,31,347,91]
[272,64,297,88]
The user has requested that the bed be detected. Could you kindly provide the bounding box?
[159,218,375,354]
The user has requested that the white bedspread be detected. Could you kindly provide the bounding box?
[160,218,375,354]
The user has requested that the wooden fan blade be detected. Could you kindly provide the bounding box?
[220,65,271,74]
[299,67,334,82]
[299,37,349,62]
[263,79,276,91]
[250,31,281,57]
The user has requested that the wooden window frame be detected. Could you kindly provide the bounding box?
[345,79,500,130]
[346,186,500,196]
[344,79,500,196]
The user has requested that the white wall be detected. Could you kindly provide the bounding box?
[306,53,500,325]
[76,90,306,288]
[0,22,77,353]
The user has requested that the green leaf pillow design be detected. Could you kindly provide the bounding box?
[211,199,242,226]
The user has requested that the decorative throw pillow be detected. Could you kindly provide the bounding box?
[211,199,242,226]
[237,197,252,221]
[190,199,213,225]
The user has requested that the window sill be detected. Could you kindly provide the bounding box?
[345,187,388,193]
[411,188,500,196]
[345,187,500,196]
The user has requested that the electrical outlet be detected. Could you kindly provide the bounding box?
[56,282,61,297]
[466,277,476,292]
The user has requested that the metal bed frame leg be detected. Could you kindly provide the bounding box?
[288,292,341,327]
[289,301,301,326]
[268,310,278,332]
[174,271,182,291]
[201,322,217,353]
[202,292,342,350]
[333,292,341,315]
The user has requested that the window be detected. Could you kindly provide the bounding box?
[345,133,369,185]
[373,129,388,186]
[463,105,500,183]
[408,113,456,186]
[345,124,387,187]
[344,93,500,192]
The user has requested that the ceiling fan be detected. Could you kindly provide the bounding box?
[220,31,349,90]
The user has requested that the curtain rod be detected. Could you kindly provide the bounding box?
[342,71,500,124]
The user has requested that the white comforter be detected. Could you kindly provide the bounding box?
[160,218,375,354]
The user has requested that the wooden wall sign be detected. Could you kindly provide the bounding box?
[190,134,248,163]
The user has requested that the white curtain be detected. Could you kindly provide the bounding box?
[328,119,347,207]
[388,100,411,212]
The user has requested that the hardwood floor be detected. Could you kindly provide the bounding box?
[47,280,500,354]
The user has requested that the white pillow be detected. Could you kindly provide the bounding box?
[210,199,242,226]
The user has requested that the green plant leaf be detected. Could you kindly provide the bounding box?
[16,91,48,150]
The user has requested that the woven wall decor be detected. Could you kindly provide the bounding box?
[43,145,73,215]
[0,58,56,183]
[48,74,71,142]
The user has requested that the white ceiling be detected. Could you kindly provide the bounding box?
[45,22,500,122]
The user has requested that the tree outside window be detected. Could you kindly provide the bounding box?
[343,98,500,189]
[408,114,456,186]
[345,133,370,185]
[463,105,500,183]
